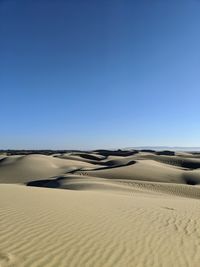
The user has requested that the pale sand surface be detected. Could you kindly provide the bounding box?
[1,150,200,267]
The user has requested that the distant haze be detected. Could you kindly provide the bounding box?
[130,147,200,152]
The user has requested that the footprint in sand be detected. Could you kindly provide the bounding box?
[0,252,18,267]
[162,206,175,211]
[79,172,89,176]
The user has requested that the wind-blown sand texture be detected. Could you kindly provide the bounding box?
[1,150,200,267]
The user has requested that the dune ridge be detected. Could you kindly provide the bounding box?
[1,149,200,266]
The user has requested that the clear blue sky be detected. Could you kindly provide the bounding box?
[1,0,200,149]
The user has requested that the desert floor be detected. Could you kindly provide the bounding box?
[1,149,200,267]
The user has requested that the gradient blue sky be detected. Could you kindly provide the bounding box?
[1,0,200,149]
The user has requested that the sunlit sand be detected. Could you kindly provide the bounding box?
[1,150,200,266]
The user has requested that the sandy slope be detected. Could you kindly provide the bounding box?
[1,150,200,267]
[1,185,200,267]
[0,154,95,183]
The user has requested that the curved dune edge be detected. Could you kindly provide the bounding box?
[1,151,200,266]
[1,184,200,267]
[27,174,200,199]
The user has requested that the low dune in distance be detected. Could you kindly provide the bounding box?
[1,149,200,266]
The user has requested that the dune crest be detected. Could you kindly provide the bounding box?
[1,149,200,266]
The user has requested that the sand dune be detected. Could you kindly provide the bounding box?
[0,154,95,183]
[1,150,200,266]
[138,154,200,169]
[76,159,184,183]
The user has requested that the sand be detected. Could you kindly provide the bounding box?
[1,150,200,267]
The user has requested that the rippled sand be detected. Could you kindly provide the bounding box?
[1,150,200,267]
